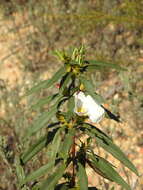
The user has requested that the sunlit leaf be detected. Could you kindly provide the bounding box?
[24,161,54,183]
[26,104,57,137]
[30,94,58,110]
[86,60,126,71]
[21,128,59,164]
[67,96,75,119]
[40,163,66,190]
[79,76,104,104]
[59,73,72,93]
[85,65,105,71]
[84,123,138,176]
[15,156,25,186]
[26,95,63,138]
[26,66,66,96]
[49,128,63,165]
[87,153,131,190]
[59,129,75,159]
[77,163,88,190]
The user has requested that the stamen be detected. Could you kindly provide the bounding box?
[77,107,86,114]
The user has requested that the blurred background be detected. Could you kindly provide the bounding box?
[0,0,143,189]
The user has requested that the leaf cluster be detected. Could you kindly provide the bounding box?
[20,47,138,190]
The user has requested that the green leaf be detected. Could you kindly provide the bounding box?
[68,96,75,111]
[59,129,75,159]
[26,105,57,138]
[32,184,41,190]
[21,128,59,164]
[87,154,131,190]
[49,128,63,165]
[83,123,112,139]
[21,136,47,164]
[40,163,66,190]
[79,76,104,104]
[85,65,105,72]
[86,60,126,71]
[30,94,58,110]
[59,73,72,94]
[87,154,115,181]
[26,66,66,96]
[67,96,75,119]
[55,183,69,190]
[84,123,138,176]
[26,94,63,138]
[24,161,54,183]
[77,163,88,190]
[103,106,120,122]
[15,156,25,186]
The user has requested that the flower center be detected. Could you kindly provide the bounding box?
[77,107,87,115]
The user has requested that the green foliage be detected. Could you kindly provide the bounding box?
[59,129,75,160]
[21,127,59,164]
[26,103,59,138]
[20,47,138,190]
[40,163,66,190]
[15,156,26,188]
[0,1,142,189]
[79,76,104,104]
[77,163,88,190]
[86,60,127,71]
[24,161,54,184]
[25,66,66,96]
[87,153,130,190]
[84,123,138,175]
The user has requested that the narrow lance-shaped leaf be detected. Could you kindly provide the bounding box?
[26,104,57,138]
[59,129,75,159]
[77,163,88,190]
[84,123,138,176]
[32,184,41,190]
[15,156,25,186]
[87,155,114,181]
[54,183,69,190]
[40,163,66,190]
[48,128,63,165]
[87,153,131,190]
[86,60,126,71]
[21,127,59,164]
[67,96,75,119]
[26,95,63,138]
[102,106,120,122]
[23,161,54,184]
[79,76,104,104]
[25,66,66,96]
[21,135,47,164]
[59,73,72,94]
[85,64,106,72]
[30,94,58,110]
[68,96,75,111]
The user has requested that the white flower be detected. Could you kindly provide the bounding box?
[74,91,105,123]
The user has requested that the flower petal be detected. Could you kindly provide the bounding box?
[82,95,104,123]
[74,91,105,123]
[74,92,87,116]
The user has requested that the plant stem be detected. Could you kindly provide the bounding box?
[70,135,76,187]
